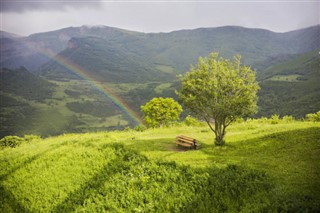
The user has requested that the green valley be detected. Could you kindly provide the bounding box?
[0,67,177,137]
[1,25,319,138]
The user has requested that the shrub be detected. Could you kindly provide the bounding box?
[306,111,320,122]
[282,115,295,123]
[184,115,203,126]
[141,97,183,128]
[270,114,280,124]
[123,127,132,132]
[23,134,41,142]
[235,117,245,123]
[0,136,23,148]
[258,117,269,123]
[134,124,147,132]
[171,121,184,127]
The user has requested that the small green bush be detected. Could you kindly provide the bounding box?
[134,124,147,132]
[23,134,41,142]
[184,115,204,126]
[282,115,295,123]
[306,111,320,122]
[123,127,132,132]
[0,136,23,148]
[257,117,269,123]
[270,114,280,124]
[171,121,184,127]
[235,117,245,123]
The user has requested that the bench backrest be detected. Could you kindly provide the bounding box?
[176,135,196,142]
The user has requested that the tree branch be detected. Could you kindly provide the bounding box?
[204,116,216,134]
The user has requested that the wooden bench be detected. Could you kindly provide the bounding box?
[176,135,200,150]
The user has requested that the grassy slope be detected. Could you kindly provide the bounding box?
[257,49,320,81]
[256,49,320,118]
[0,121,319,212]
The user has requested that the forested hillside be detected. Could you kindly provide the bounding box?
[257,49,320,117]
[0,67,54,137]
[1,25,319,73]
[0,25,319,137]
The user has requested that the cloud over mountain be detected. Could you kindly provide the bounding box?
[1,0,102,13]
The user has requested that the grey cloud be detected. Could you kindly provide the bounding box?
[1,1,318,36]
[0,0,102,13]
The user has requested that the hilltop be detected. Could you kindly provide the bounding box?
[1,120,319,212]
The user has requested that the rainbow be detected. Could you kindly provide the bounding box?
[30,44,143,125]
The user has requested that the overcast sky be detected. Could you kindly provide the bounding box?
[0,0,319,36]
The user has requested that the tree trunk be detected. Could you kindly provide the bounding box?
[214,134,225,146]
[206,118,226,146]
[214,121,226,146]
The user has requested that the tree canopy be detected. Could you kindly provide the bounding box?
[141,97,182,128]
[177,52,259,145]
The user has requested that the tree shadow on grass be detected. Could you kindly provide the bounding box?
[0,142,71,212]
[0,142,68,181]
[51,143,132,213]
[199,127,320,202]
[0,185,31,213]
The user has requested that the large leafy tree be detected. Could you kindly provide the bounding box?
[177,53,259,145]
[141,97,183,128]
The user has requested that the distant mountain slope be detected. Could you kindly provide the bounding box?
[257,49,320,80]
[137,26,319,70]
[0,67,54,137]
[37,25,320,83]
[0,31,21,39]
[39,36,173,83]
[257,49,320,118]
[1,25,319,74]
[0,67,54,101]
[0,26,142,71]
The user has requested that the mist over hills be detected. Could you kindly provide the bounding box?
[0,25,319,137]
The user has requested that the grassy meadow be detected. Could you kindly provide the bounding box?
[1,119,319,212]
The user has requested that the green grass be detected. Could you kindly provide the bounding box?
[0,120,319,212]
[155,64,177,74]
[154,83,172,94]
[267,74,302,82]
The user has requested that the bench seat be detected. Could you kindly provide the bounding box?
[176,135,200,150]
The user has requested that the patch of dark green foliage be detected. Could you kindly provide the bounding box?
[0,67,53,101]
[0,135,40,148]
[66,101,119,117]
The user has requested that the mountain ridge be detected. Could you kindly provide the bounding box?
[3,24,319,38]
[1,25,319,72]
